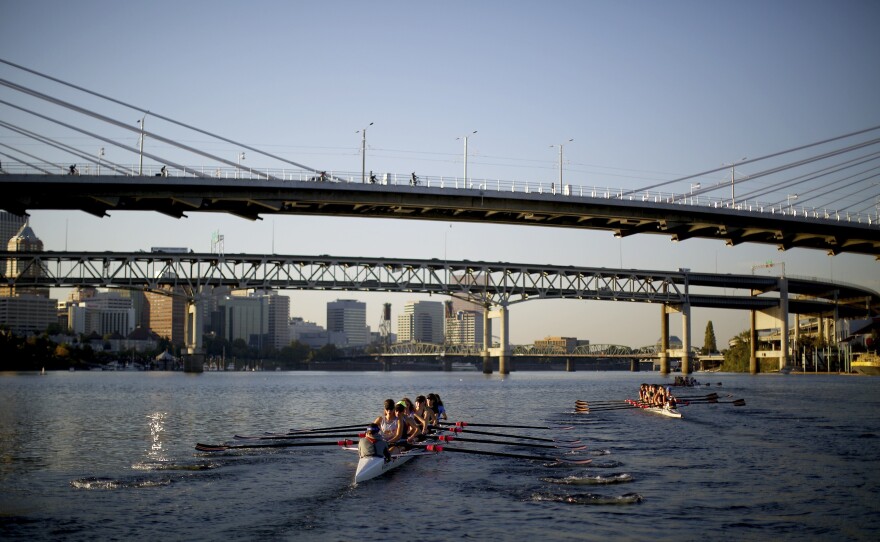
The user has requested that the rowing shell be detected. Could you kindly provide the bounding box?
[625,399,683,418]
[353,447,436,484]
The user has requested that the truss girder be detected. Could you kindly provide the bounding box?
[0,252,689,306]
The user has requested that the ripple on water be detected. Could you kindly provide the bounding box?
[540,473,633,485]
[70,476,172,490]
[531,491,643,505]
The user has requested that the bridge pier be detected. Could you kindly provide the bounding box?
[498,304,510,375]
[630,358,640,372]
[749,309,758,374]
[779,278,790,370]
[566,357,575,372]
[184,298,204,373]
[659,304,670,375]
[681,302,692,375]
[482,305,493,374]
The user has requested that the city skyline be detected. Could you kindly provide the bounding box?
[2,1,879,348]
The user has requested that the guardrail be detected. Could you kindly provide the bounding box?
[2,163,877,226]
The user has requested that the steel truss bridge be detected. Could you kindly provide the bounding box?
[3,251,877,317]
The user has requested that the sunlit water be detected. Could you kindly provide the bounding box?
[1,370,878,541]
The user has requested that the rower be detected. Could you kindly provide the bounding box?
[415,395,437,432]
[373,398,402,442]
[395,401,424,444]
[429,393,448,421]
[358,424,391,462]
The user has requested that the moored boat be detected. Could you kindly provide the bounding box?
[852,352,880,376]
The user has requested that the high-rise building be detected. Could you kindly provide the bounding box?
[445,309,484,346]
[68,291,136,337]
[398,300,445,344]
[327,299,369,347]
[217,290,290,351]
[145,287,187,345]
[1,220,50,298]
[260,290,291,350]
[0,211,27,277]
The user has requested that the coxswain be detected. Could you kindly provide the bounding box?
[358,423,391,462]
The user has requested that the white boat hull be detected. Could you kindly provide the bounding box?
[627,399,683,418]
[354,450,419,484]
[643,406,682,418]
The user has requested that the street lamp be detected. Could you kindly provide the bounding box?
[357,122,373,183]
[690,182,701,195]
[97,147,104,175]
[723,157,748,206]
[237,152,245,179]
[137,114,147,176]
[787,193,798,213]
[456,131,477,185]
[550,139,574,188]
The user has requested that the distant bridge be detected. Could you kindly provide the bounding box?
[387,342,657,358]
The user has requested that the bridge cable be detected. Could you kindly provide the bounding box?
[741,151,880,204]
[0,78,275,179]
[683,136,880,202]
[0,98,207,178]
[0,120,136,176]
[0,148,55,175]
[624,124,880,196]
[0,58,320,175]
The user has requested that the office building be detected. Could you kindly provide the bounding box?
[68,291,136,337]
[0,294,56,335]
[1,220,50,298]
[398,300,444,344]
[0,211,27,277]
[327,299,369,347]
[445,309,484,346]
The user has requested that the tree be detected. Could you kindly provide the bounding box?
[703,321,718,354]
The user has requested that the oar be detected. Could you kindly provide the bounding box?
[234,432,362,441]
[575,405,642,413]
[435,435,587,451]
[681,398,746,407]
[416,444,593,464]
[287,423,367,434]
[436,425,581,444]
[575,400,628,407]
[675,393,718,401]
[195,439,356,452]
[440,421,573,430]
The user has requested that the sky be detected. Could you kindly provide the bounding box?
[1,0,879,348]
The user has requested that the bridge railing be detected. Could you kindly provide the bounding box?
[3,162,877,226]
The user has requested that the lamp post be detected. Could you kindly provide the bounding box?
[358,122,373,183]
[237,152,245,179]
[137,114,147,176]
[97,147,104,175]
[787,193,798,213]
[550,139,574,188]
[724,157,747,206]
[456,131,477,185]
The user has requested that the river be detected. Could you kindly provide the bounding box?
[0,369,878,541]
